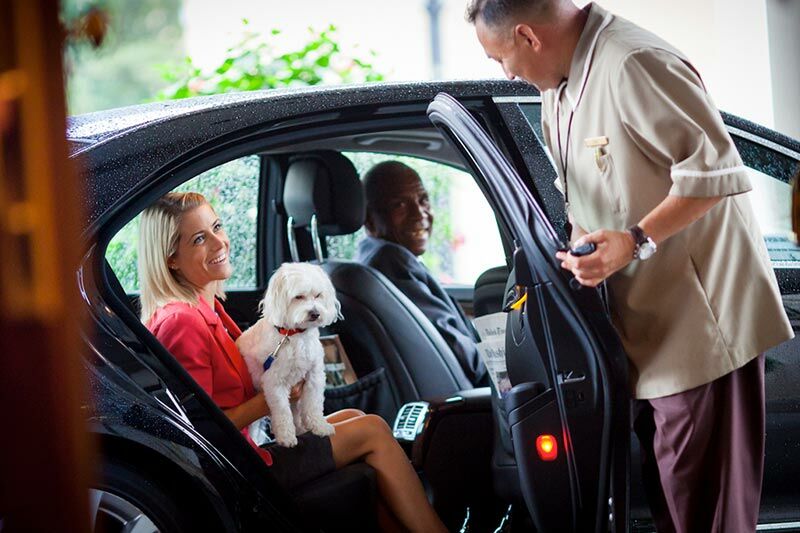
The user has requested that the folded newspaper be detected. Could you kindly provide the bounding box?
[473,312,511,397]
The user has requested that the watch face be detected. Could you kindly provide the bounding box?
[639,241,657,260]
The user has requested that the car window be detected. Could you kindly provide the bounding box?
[519,102,545,147]
[326,152,505,287]
[106,155,260,292]
[729,131,800,275]
[745,166,798,267]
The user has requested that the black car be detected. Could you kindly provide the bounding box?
[70,80,800,532]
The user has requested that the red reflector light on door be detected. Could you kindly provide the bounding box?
[536,434,558,461]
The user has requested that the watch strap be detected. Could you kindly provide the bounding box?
[628,224,647,246]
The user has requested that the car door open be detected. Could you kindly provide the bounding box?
[428,92,631,533]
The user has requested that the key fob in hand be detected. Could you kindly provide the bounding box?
[566,242,596,290]
[570,242,596,257]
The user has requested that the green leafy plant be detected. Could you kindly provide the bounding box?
[62,0,185,114]
[157,22,384,100]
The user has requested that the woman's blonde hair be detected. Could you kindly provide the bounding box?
[137,192,226,323]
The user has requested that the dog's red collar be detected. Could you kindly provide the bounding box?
[276,326,306,336]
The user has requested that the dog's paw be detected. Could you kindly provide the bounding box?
[308,420,335,437]
[275,431,299,448]
[293,418,308,435]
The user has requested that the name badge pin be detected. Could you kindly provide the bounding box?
[585,136,609,171]
[584,136,609,148]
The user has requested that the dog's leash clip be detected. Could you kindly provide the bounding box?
[263,334,290,371]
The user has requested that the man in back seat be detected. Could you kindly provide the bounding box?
[356,161,489,387]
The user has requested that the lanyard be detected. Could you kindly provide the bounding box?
[554,63,594,239]
[553,11,612,241]
[556,95,576,238]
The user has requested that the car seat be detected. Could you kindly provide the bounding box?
[473,265,509,317]
[281,150,474,421]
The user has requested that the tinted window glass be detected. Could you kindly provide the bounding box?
[745,167,799,268]
[520,102,545,146]
[733,135,800,269]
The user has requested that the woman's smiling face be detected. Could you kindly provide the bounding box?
[168,203,231,291]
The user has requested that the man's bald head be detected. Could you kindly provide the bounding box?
[363,161,434,256]
[363,161,420,210]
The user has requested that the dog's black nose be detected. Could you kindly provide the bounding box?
[309,311,320,321]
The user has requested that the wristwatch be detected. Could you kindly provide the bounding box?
[628,225,657,260]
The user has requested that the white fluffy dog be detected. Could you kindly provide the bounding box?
[237,262,341,447]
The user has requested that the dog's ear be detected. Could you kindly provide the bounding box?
[256,292,267,317]
[264,266,289,327]
[332,293,343,322]
[320,272,342,324]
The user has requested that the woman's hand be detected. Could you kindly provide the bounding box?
[224,393,269,430]
[555,230,636,287]
[224,380,305,429]
[289,380,305,402]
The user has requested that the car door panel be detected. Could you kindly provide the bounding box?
[428,92,630,533]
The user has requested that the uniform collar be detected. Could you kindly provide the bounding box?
[560,2,614,111]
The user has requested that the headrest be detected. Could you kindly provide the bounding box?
[283,151,365,236]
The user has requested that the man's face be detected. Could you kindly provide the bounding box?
[368,171,434,256]
[475,19,563,91]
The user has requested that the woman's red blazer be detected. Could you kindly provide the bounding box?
[147,296,272,464]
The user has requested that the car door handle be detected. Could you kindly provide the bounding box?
[558,371,586,385]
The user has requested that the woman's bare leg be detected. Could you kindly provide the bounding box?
[377,499,405,533]
[328,410,404,530]
[329,414,446,533]
[329,409,405,531]
[326,408,366,424]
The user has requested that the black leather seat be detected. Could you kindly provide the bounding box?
[282,151,474,421]
[473,265,509,317]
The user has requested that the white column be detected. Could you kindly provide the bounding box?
[766,0,800,139]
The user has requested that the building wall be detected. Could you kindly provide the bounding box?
[766,0,800,138]
[580,0,774,129]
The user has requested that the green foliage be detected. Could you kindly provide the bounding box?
[62,0,185,114]
[105,219,140,290]
[61,3,384,113]
[157,23,384,100]
[99,15,388,291]
[107,156,260,292]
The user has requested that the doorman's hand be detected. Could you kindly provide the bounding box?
[555,230,636,287]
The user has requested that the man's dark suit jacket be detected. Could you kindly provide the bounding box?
[356,236,488,387]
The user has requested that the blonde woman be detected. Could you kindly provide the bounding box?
[137,191,445,533]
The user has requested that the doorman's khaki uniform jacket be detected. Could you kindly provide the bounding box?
[541,3,793,399]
